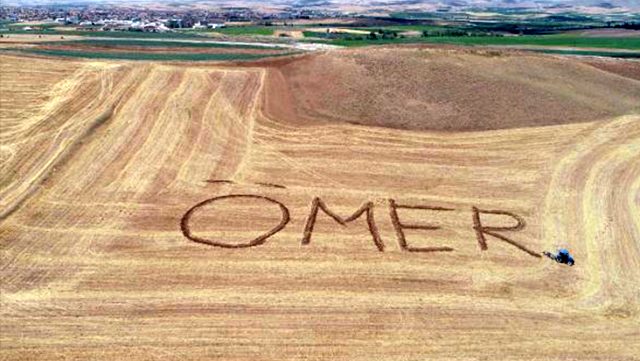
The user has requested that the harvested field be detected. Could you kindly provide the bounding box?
[264,47,640,131]
[0,34,81,43]
[0,38,293,60]
[0,34,81,49]
[9,49,293,62]
[1,47,639,361]
[35,44,290,55]
[273,30,304,39]
[582,58,640,81]
[572,28,640,38]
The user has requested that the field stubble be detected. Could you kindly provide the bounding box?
[0,50,639,360]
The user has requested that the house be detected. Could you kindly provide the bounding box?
[142,22,171,33]
[192,21,207,29]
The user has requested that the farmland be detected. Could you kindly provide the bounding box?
[62,39,286,50]
[1,44,639,360]
[14,48,291,61]
[302,32,640,50]
[0,36,296,61]
[210,25,275,36]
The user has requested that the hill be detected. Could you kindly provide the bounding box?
[264,46,640,131]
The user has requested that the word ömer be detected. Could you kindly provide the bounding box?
[180,194,541,258]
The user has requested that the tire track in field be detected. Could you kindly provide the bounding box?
[210,69,265,181]
[0,64,139,220]
[543,115,640,312]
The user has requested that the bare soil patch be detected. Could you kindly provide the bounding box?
[582,58,640,81]
[273,30,304,39]
[572,28,640,38]
[263,46,640,131]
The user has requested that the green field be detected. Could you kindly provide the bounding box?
[209,26,274,36]
[7,48,290,61]
[320,34,640,50]
[59,39,283,50]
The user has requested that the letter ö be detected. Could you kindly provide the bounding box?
[181,194,290,248]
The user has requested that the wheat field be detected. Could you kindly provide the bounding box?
[1,53,639,360]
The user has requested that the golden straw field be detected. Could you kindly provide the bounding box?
[1,50,639,360]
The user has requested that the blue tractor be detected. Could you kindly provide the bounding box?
[543,249,575,266]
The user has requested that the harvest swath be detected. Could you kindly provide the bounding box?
[0,49,639,361]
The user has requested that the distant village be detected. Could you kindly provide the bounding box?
[0,5,345,33]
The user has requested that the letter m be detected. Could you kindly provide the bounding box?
[301,197,384,251]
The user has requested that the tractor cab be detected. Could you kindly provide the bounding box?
[543,248,575,266]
